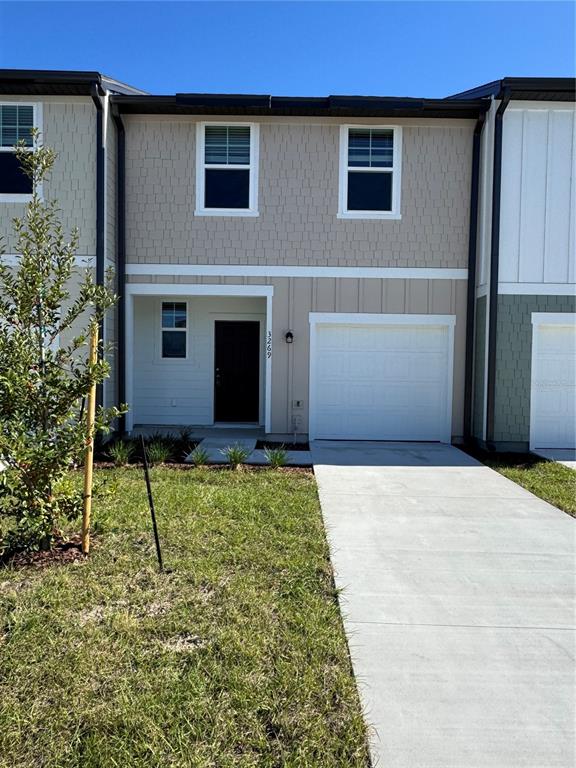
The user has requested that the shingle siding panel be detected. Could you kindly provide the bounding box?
[493,294,576,443]
[124,118,473,269]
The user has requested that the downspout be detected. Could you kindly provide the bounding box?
[90,82,106,407]
[111,104,126,433]
[463,107,487,443]
[485,88,511,447]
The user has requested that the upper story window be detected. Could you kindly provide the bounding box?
[161,302,187,359]
[338,125,402,220]
[195,122,259,216]
[0,103,38,201]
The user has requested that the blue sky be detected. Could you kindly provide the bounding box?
[0,2,573,97]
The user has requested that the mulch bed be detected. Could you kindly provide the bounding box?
[2,534,86,570]
[255,440,310,451]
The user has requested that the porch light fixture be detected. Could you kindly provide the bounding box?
[285,331,294,344]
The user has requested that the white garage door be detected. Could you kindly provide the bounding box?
[309,314,455,441]
[531,316,576,450]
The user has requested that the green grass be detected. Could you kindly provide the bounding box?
[0,467,370,768]
[472,451,576,518]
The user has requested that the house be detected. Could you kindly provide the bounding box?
[0,70,574,451]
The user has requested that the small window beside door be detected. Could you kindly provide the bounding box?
[195,123,259,216]
[161,302,187,358]
[338,125,402,219]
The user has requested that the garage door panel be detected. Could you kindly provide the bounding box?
[311,318,453,441]
[531,320,576,450]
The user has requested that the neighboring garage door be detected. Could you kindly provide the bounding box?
[309,313,455,442]
[530,314,576,450]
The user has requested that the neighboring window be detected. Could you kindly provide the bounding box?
[195,123,259,215]
[161,302,187,358]
[0,104,35,197]
[338,125,402,219]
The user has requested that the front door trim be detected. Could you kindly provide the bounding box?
[125,283,273,433]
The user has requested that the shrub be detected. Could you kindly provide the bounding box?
[107,440,136,467]
[188,446,209,467]
[0,137,125,556]
[221,443,250,470]
[264,445,288,468]
[146,441,173,466]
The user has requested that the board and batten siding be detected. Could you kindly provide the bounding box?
[499,102,575,287]
[127,275,467,438]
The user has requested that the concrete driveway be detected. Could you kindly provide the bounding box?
[311,441,575,768]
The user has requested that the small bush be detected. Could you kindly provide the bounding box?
[221,443,250,470]
[146,441,173,466]
[188,445,209,467]
[264,445,288,468]
[107,440,136,467]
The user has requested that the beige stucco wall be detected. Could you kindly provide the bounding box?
[124,116,473,269]
[126,275,467,439]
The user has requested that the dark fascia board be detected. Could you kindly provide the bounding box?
[448,77,576,101]
[112,93,489,119]
[0,69,146,96]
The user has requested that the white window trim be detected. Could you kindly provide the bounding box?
[308,312,455,443]
[337,124,402,220]
[195,122,259,217]
[0,101,43,203]
[160,300,188,361]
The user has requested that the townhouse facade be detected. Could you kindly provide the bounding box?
[0,70,574,450]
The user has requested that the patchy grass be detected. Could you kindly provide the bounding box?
[0,468,370,768]
[468,449,576,518]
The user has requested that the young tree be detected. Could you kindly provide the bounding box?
[0,133,124,555]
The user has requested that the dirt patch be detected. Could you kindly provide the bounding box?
[2,535,86,570]
[161,633,207,652]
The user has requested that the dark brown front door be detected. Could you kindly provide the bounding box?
[214,321,260,422]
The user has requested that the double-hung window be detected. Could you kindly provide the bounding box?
[161,302,187,359]
[338,125,402,219]
[195,123,259,216]
[0,103,38,200]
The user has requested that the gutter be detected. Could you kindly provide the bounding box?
[485,89,511,447]
[111,105,126,432]
[463,108,487,442]
[90,82,106,407]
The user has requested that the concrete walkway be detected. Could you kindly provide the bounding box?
[311,441,575,768]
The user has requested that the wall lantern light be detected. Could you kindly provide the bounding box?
[285,331,294,344]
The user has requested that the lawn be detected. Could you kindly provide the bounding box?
[469,450,576,518]
[0,467,370,768]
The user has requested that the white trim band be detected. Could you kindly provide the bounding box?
[499,283,576,296]
[126,264,468,280]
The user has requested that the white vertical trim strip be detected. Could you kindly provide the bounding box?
[125,293,135,432]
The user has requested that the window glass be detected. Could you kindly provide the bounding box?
[162,331,186,358]
[161,302,186,329]
[205,168,250,209]
[161,302,186,358]
[0,105,34,148]
[348,128,393,168]
[347,171,392,212]
[205,126,250,165]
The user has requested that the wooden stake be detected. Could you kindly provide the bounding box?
[82,322,98,555]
